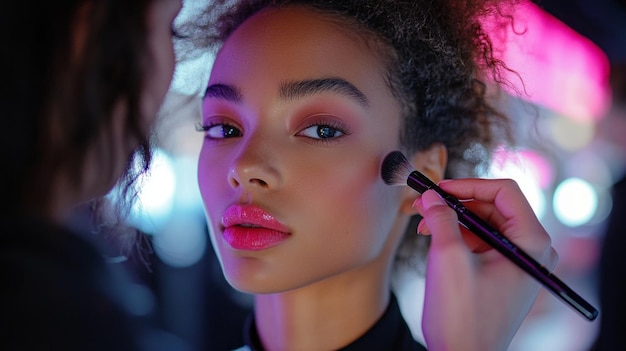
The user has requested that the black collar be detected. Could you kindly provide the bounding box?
[242,293,427,350]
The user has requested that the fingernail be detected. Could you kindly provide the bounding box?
[416,220,426,235]
[422,190,445,210]
[412,196,423,212]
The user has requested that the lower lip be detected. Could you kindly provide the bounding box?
[223,227,290,251]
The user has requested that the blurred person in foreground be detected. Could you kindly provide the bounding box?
[0,1,195,350]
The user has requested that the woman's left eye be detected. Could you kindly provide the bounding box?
[298,124,346,140]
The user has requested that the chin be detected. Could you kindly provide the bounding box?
[221,265,291,295]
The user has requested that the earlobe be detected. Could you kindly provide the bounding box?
[399,143,447,215]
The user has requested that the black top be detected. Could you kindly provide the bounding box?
[0,216,189,351]
[239,293,427,350]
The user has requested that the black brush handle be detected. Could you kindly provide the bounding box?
[407,171,598,321]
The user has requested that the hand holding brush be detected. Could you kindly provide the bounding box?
[381,151,598,322]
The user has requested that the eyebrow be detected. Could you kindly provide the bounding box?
[205,83,243,102]
[204,77,369,107]
[280,78,369,107]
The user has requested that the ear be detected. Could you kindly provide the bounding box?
[399,143,448,215]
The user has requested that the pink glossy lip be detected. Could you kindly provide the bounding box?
[221,204,291,251]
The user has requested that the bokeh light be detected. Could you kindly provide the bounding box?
[487,148,550,219]
[152,155,207,268]
[153,214,207,268]
[485,0,610,121]
[553,177,598,227]
[548,117,595,152]
[127,148,177,234]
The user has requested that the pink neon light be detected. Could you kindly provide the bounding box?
[486,0,611,121]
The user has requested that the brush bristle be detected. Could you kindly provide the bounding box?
[381,151,414,186]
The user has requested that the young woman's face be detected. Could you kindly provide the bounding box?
[198,7,410,293]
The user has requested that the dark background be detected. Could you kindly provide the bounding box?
[533,0,626,65]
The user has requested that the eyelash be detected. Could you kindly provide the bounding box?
[297,120,350,142]
[195,122,242,140]
[195,119,351,142]
[195,122,209,133]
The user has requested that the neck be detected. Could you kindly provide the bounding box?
[254,263,392,351]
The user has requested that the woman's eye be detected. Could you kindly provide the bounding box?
[196,123,242,139]
[299,124,345,140]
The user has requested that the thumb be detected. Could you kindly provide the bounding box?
[421,189,462,248]
[420,189,478,350]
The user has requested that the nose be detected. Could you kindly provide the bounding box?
[228,140,281,191]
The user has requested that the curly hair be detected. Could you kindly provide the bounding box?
[200,0,519,270]
[205,0,516,174]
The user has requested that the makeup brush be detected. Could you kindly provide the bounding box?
[381,150,598,321]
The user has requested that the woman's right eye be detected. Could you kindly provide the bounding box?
[196,123,243,139]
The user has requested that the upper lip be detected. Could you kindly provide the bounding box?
[221,204,290,232]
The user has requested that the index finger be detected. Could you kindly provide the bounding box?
[438,178,536,223]
[438,178,555,265]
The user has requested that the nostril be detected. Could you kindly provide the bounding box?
[250,178,268,187]
[228,169,240,188]
[228,177,240,188]
[228,157,276,189]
